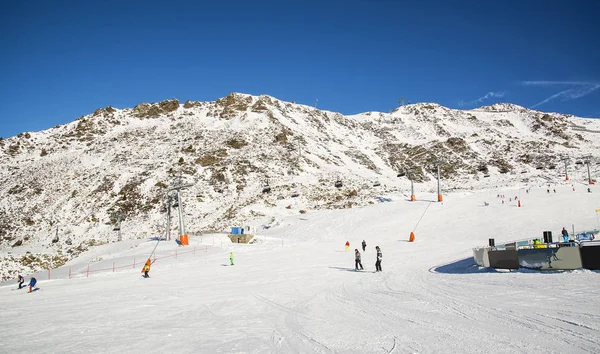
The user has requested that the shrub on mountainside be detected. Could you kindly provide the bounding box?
[195,154,220,166]
[182,145,196,153]
[93,176,116,195]
[274,132,288,144]
[445,137,468,153]
[8,143,20,156]
[225,138,248,149]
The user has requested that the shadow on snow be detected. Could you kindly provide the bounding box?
[430,257,600,275]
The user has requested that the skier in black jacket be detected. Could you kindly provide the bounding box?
[361,240,366,252]
[354,249,364,270]
[375,246,382,272]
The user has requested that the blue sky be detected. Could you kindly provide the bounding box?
[1,0,599,138]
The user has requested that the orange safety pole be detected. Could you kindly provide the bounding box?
[518,200,521,207]
[437,164,443,202]
[409,232,415,242]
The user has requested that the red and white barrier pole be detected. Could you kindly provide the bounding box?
[194,246,196,255]
[86,265,90,278]
[176,249,178,259]
[113,262,115,272]
[47,268,50,280]
[133,258,136,268]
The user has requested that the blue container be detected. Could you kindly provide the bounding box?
[231,227,241,235]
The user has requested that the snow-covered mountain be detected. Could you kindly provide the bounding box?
[1,92,599,279]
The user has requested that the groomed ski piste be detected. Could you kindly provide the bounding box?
[1,184,599,353]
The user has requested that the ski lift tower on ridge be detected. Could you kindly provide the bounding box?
[112,213,124,241]
[435,157,445,202]
[583,155,595,185]
[262,179,271,194]
[560,156,571,181]
[164,174,194,241]
[396,166,416,202]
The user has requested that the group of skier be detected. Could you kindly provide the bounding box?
[16,275,37,293]
[351,240,383,272]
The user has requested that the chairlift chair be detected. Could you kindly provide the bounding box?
[373,181,381,187]
[535,165,543,170]
[484,174,490,178]
[396,172,406,178]
[262,186,271,194]
[335,180,343,188]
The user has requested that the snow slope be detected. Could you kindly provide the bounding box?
[1,184,599,353]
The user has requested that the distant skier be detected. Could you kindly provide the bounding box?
[375,246,382,272]
[28,277,37,293]
[561,227,569,242]
[362,240,367,252]
[588,188,592,193]
[553,189,556,193]
[354,249,364,271]
[230,252,234,266]
[17,274,24,289]
[345,241,350,252]
[141,258,151,278]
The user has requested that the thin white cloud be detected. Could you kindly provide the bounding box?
[458,91,505,107]
[523,81,600,109]
[522,80,595,87]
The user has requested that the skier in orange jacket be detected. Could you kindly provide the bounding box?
[141,258,152,278]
